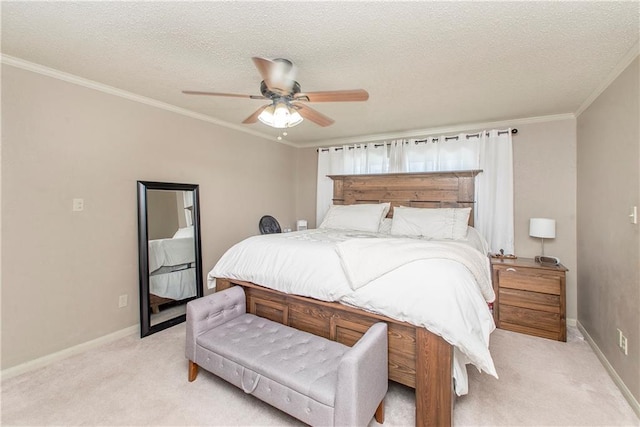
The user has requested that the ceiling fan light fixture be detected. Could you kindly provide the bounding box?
[257,103,275,124]
[258,100,303,129]
[288,109,303,127]
[184,57,369,128]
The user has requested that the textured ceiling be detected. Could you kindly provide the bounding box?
[2,1,639,146]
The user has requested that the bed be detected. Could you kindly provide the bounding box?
[148,227,197,313]
[209,171,495,426]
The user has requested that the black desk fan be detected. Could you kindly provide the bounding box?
[259,215,281,234]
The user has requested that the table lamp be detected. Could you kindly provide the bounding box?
[529,218,556,257]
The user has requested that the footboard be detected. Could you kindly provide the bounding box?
[216,278,453,427]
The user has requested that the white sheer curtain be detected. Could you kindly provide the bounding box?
[316,130,514,253]
[475,130,514,254]
[316,143,388,225]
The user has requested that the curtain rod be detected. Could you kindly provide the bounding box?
[317,128,518,152]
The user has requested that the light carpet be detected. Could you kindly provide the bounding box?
[2,324,638,426]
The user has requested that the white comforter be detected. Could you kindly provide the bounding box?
[150,267,197,300]
[148,237,195,273]
[208,228,497,395]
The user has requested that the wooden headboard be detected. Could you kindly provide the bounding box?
[328,170,481,226]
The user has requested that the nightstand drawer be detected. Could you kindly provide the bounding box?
[499,304,561,332]
[497,268,561,295]
[499,288,560,313]
[498,322,561,341]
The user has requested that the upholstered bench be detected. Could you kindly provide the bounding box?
[186,286,388,426]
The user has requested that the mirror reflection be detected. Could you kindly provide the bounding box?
[138,182,202,337]
[147,189,196,326]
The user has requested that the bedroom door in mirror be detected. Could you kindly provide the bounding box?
[137,181,203,337]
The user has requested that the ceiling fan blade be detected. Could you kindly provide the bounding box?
[182,90,265,99]
[294,89,369,103]
[251,57,276,83]
[292,103,335,127]
[242,105,269,124]
[252,57,296,95]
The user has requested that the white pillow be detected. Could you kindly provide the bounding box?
[390,206,471,240]
[173,226,194,239]
[319,203,391,232]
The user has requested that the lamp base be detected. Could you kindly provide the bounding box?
[535,255,561,266]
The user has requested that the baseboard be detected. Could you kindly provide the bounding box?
[577,321,640,418]
[1,325,139,380]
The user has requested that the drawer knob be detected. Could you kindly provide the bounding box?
[506,268,517,272]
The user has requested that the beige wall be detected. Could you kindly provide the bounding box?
[577,56,639,402]
[1,64,297,369]
[294,147,319,228]
[512,119,577,320]
[147,190,180,240]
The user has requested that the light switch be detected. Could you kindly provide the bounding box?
[72,198,84,212]
[630,206,637,224]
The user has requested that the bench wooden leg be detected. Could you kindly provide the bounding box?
[188,360,199,382]
[374,398,385,424]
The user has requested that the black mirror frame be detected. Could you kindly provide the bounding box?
[137,181,203,337]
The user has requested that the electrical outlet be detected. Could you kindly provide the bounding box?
[617,329,628,355]
[621,335,628,355]
[118,294,128,308]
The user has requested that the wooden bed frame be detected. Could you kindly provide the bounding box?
[216,170,481,427]
[149,293,174,314]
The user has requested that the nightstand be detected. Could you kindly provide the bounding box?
[491,257,568,341]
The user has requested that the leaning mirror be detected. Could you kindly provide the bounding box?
[137,181,203,337]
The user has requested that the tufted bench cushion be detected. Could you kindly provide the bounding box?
[186,286,388,427]
[197,314,348,406]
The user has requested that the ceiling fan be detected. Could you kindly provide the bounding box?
[182,57,369,129]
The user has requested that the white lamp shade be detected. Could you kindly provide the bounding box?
[529,218,556,239]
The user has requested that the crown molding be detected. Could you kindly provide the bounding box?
[1,54,583,150]
[1,55,299,148]
[576,41,640,117]
[308,113,576,148]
